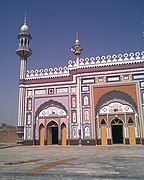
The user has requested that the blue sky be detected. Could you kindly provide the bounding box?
[0,0,144,126]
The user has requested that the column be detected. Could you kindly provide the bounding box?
[76,76,82,145]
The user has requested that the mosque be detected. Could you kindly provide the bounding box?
[16,17,144,146]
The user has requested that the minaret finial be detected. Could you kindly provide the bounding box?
[24,12,27,25]
[76,32,78,40]
[71,32,83,65]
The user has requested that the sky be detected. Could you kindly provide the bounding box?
[0,0,144,126]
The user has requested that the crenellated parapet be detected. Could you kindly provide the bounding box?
[26,51,144,79]
[68,51,144,68]
[26,66,69,78]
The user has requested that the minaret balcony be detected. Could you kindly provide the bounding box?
[16,48,32,58]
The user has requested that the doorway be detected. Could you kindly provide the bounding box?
[47,121,58,145]
[112,125,123,144]
[52,127,58,144]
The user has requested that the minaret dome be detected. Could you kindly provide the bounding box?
[21,23,29,33]
[20,13,29,33]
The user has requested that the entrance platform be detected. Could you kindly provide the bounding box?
[0,145,144,179]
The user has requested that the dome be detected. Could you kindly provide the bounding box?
[75,39,80,45]
[75,39,79,43]
[21,24,29,32]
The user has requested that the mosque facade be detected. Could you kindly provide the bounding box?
[16,19,144,146]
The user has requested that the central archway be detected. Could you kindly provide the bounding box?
[111,118,123,144]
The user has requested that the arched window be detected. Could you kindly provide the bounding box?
[24,39,27,46]
[21,39,23,46]
[101,119,106,125]
[85,127,90,137]
[84,110,89,121]
[83,96,89,106]
[128,117,134,124]
[72,112,77,122]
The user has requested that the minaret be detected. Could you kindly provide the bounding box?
[142,22,144,48]
[16,14,32,145]
[71,33,83,145]
[71,32,83,66]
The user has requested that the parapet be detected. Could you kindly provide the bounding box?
[26,51,144,79]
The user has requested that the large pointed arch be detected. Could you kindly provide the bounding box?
[35,99,68,118]
[95,90,137,113]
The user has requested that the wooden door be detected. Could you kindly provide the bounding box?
[101,125,107,145]
[128,124,136,145]
[61,124,66,145]
[40,125,44,145]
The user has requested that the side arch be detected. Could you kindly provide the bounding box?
[35,99,68,146]
[35,99,68,118]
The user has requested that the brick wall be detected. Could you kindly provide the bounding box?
[0,128,17,144]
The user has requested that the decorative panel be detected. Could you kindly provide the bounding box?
[56,88,68,93]
[132,74,144,80]
[82,78,95,84]
[99,102,134,114]
[71,126,77,138]
[71,110,77,123]
[122,74,130,81]
[96,76,105,83]
[83,125,91,139]
[82,108,90,123]
[106,76,120,82]
[48,88,54,94]
[140,82,144,88]
[27,98,32,111]
[39,106,67,117]
[71,95,77,108]
[82,86,89,92]
[26,113,32,125]
[35,89,46,95]
[71,87,76,93]
[141,92,144,104]
[82,94,90,106]
[27,90,32,97]
[26,126,31,139]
